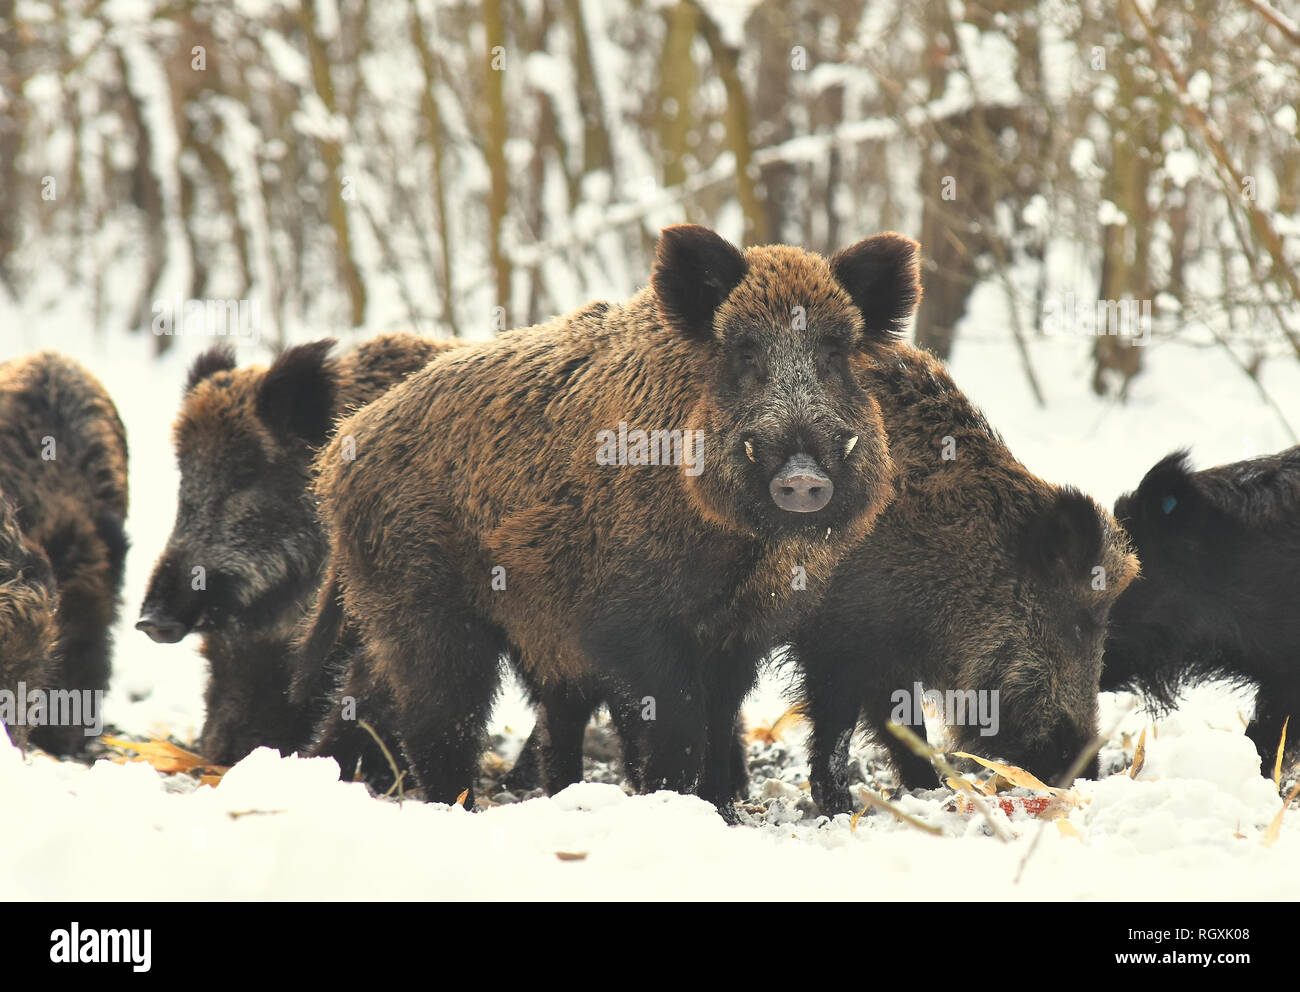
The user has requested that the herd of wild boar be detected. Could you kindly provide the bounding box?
[2,226,1298,821]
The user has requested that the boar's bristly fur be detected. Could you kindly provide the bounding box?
[0,352,128,754]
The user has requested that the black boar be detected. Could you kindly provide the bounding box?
[1103,447,1300,775]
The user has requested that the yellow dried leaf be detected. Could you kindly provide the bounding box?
[1056,819,1082,839]
[555,851,587,861]
[1129,727,1147,779]
[749,704,806,744]
[952,752,1060,794]
[101,735,227,780]
[1263,778,1300,848]
[1273,717,1290,791]
[850,805,866,833]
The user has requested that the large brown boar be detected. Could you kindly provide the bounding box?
[299,225,921,816]
[1102,446,1300,775]
[0,352,128,754]
[790,344,1140,813]
[136,333,451,765]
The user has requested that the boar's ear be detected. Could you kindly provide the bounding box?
[185,346,237,393]
[1123,450,1204,532]
[1021,487,1105,583]
[652,225,747,339]
[830,233,922,342]
[255,339,338,447]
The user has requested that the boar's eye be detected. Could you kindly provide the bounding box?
[817,339,847,378]
[730,342,764,382]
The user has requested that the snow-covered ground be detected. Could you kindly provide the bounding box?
[3,276,1299,900]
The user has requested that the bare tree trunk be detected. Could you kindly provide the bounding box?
[410,2,460,336]
[0,0,29,296]
[299,0,366,329]
[691,1,768,246]
[483,0,512,322]
[658,2,697,193]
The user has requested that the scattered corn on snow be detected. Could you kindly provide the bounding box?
[5,251,1300,900]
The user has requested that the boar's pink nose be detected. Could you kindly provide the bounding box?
[770,454,833,513]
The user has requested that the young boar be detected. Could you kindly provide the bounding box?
[137,334,451,765]
[790,344,1139,813]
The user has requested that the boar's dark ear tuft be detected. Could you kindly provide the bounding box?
[652,225,747,339]
[1124,449,1203,531]
[830,233,923,342]
[255,339,338,446]
[185,346,237,393]
[1021,487,1105,582]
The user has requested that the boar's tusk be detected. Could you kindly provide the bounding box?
[844,435,859,457]
[744,440,756,462]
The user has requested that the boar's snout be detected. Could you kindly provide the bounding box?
[137,553,203,643]
[135,609,190,644]
[1025,722,1099,788]
[769,454,834,513]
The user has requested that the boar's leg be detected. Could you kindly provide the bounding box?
[376,612,506,808]
[310,649,406,795]
[697,648,762,821]
[607,694,647,790]
[534,681,601,794]
[502,674,601,794]
[803,680,864,815]
[730,718,751,799]
[862,689,939,792]
[502,725,544,792]
[583,616,708,801]
[793,640,872,815]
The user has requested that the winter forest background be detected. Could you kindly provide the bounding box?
[2,0,1298,422]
